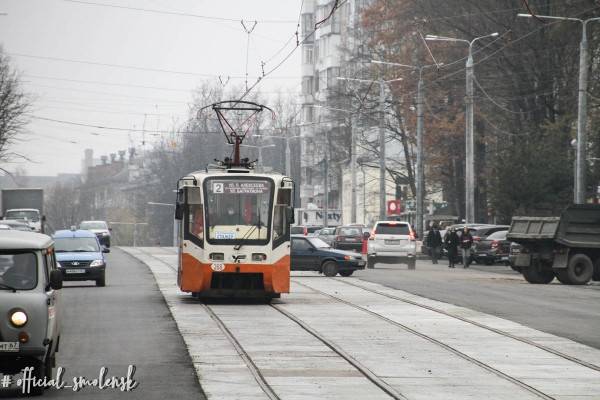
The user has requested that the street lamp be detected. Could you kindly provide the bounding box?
[518,14,600,204]
[337,75,404,221]
[254,134,302,177]
[371,60,439,238]
[426,32,498,223]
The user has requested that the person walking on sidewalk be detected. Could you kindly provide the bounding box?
[444,228,459,268]
[426,224,443,264]
[460,227,474,268]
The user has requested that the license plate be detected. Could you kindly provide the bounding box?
[501,256,509,261]
[66,269,85,274]
[0,342,19,352]
[346,238,357,242]
[478,253,487,257]
[357,261,365,266]
[385,240,400,245]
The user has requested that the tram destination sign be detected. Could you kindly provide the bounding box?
[212,180,270,194]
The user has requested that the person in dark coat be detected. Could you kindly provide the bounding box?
[426,224,443,264]
[460,227,474,268]
[444,228,459,268]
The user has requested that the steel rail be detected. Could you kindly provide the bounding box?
[293,279,555,400]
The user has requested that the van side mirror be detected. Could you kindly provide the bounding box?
[49,270,63,290]
[363,232,370,240]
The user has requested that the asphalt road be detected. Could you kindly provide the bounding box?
[355,258,600,349]
[1,248,203,399]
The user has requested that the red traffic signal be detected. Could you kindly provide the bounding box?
[387,200,402,215]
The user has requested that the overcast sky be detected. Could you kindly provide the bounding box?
[0,0,301,176]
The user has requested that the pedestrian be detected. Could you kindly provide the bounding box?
[444,228,459,268]
[426,224,443,264]
[460,227,474,268]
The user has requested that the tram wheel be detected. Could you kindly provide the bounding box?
[322,261,339,277]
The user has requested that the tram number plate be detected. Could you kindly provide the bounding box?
[211,263,225,272]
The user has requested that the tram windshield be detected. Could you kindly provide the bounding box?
[205,179,273,244]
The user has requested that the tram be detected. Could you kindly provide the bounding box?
[174,101,294,300]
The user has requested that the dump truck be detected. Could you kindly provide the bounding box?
[507,204,600,285]
[1,188,45,232]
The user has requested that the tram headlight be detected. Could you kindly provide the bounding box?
[252,253,267,262]
[10,310,28,327]
[210,253,224,261]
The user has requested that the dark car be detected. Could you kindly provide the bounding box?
[53,229,110,286]
[472,229,510,265]
[471,225,510,243]
[291,235,365,277]
[332,226,363,252]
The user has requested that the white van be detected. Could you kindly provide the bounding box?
[366,221,417,269]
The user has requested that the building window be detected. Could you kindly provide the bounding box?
[302,13,314,41]
[303,47,314,65]
[319,70,327,89]
[302,77,314,95]
[327,67,340,88]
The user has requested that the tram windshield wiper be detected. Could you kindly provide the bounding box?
[233,220,263,251]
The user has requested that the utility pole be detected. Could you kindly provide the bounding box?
[465,48,475,224]
[371,60,439,238]
[323,131,329,227]
[415,73,425,238]
[518,14,600,204]
[351,118,357,224]
[426,32,498,222]
[378,77,386,221]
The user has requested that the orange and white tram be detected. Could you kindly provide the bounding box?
[175,168,294,299]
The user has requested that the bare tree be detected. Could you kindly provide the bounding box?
[0,49,30,172]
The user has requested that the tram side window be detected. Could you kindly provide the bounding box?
[186,186,204,241]
[189,204,204,240]
[273,189,292,241]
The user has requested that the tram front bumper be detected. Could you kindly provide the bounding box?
[180,253,290,295]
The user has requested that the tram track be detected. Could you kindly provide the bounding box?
[292,278,556,400]
[328,277,600,373]
[133,248,404,400]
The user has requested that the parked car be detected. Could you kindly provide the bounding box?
[291,235,365,277]
[290,225,322,236]
[472,229,510,265]
[332,226,363,252]
[471,225,510,243]
[316,227,336,245]
[508,242,523,272]
[366,221,417,269]
[79,220,112,247]
[53,229,109,287]
[0,230,63,394]
[1,219,34,231]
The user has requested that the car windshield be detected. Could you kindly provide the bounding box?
[338,227,361,236]
[375,223,410,235]
[307,237,330,248]
[5,210,39,222]
[487,230,508,240]
[0,252,37,290]
[290,226,305,234]
[321,228,335,235]
[80,222,107,230]
[54,237,100,252]
[205,179,272,243]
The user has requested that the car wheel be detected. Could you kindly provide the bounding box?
[485,259,494,266]
[339,270,354,277]
[96,273,106,287]
[322,261,338,277]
